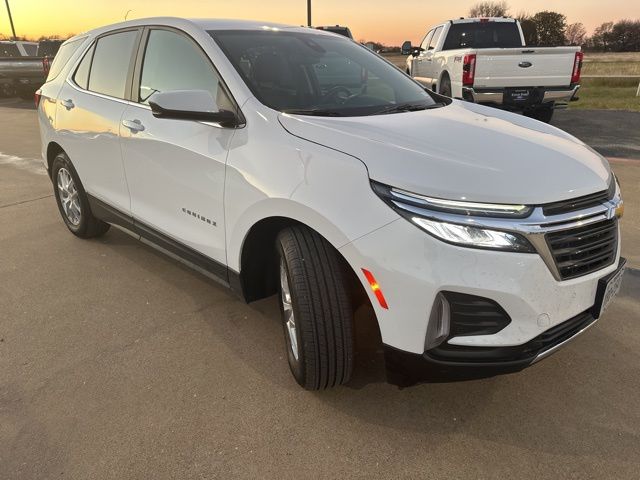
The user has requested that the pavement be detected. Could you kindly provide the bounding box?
[1,99,639,479]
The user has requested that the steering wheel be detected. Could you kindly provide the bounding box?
[322,85,354,105]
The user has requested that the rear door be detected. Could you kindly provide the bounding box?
[55,28,141,213]
[119,27,237,269]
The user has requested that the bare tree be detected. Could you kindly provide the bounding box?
[565,22,587,46]
[468,1,510,18]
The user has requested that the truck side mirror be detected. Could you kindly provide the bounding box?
[401,41,412,55]
[410,47,424,57]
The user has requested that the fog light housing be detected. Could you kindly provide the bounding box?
[425,293,450,350]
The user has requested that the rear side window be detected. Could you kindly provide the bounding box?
[22,43,37,56]
[73,44,95,90]
[88,30,138,99]
[46,38,84,80]
[442,22,523,50]
[0,43,20,57]
[138,29,231,109]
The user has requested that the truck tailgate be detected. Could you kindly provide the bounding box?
[473,47,579,88]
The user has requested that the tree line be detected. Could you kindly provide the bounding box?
[470,1,640,51]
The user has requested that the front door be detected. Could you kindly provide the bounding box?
[119,27,238,269]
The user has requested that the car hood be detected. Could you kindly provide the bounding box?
[278,101,611,205]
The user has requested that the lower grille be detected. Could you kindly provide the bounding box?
[425,310,595,365]
[546,219,618,280]
[443,291,511,337]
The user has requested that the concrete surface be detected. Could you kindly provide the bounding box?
[1,101,639,479]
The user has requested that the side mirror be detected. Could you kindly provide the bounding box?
[401,40,412,55]
[410,47,424,57]
[148,89,239,127]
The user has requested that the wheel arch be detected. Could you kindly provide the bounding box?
[46,141,65,179]
[234,215,373,319]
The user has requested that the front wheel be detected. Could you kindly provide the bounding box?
[277,226,354,390]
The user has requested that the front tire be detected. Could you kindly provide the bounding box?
[52,152,110,238]
[277,226,354,390]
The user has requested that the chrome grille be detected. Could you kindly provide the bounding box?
[545,219,618,280]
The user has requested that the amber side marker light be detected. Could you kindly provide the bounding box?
[361,268,389,310]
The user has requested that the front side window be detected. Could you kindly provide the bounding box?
[138,29,232,110]
[420,31,434,51]
[212,30,441,116]
[87,30,138,99]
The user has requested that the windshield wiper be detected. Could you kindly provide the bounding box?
[282,108,344,117]
[371,102,446,116]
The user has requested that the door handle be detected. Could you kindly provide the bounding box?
[61,99,74,110]
[122,119,145,133]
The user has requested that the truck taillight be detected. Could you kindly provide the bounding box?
[42,57,51,76]
[462,53,476,86]
[571,52,583,84]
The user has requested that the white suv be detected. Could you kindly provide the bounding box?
[38,18,625,389]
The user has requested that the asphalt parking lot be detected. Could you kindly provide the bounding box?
[1,99,639,479]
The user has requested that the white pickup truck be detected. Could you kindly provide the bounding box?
[402,17,583,122]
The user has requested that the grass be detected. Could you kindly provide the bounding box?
[570,77,640,111]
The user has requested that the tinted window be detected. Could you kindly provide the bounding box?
[429,27,443,50]
[212,30,439,116]
[46,38,84,80]
[23,43,37,56]
[88,30,138,99]
[139,29,230,109]
[0,43,20,57]
[442,22,522,50]
[73,44,94,90]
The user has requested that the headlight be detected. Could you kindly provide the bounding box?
[371,181,535,253]
[412,217,534,252]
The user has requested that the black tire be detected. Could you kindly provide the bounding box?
[51,152,110,238]
[276,226,354,390]
[527,106,554,123]
[439,74,452,97]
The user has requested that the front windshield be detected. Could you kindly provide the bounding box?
[210,29,442,116]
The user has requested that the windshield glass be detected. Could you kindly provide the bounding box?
[211,30,441,116]
[442,22,523,50]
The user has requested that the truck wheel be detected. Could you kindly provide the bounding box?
[52,152,110,238]
[276,226,354,390]
[439,74,452,97]
[528,106,554,123]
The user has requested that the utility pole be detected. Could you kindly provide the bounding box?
[307,0,311,27]
[4,0,17,40]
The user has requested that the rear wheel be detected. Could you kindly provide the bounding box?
[276,226,354,390]
[52,152,110,238]
[439,74,452,97]
[527,105,554,123]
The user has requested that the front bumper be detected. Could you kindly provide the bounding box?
[339,215,621,360]
[462,85,580,108]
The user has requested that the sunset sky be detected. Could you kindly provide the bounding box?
[2,0,639,45]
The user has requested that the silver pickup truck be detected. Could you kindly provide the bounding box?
[1,41,48,99]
